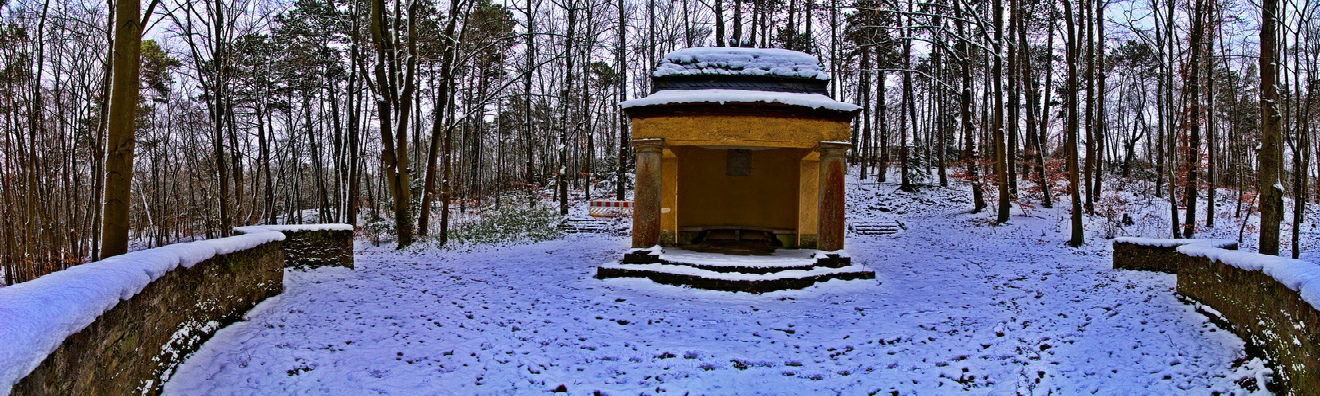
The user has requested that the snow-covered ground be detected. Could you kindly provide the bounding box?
[164,172,1280,394]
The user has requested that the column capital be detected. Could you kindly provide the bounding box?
[816,141,851,155]
[632,138,665,152]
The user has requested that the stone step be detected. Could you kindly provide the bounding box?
[667,261,817,274]
[596,262,876,293]
[654,248,823,274]
[849,221,904,235]
[558,218,615,233]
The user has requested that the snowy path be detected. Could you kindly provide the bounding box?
[165,181,1267,395]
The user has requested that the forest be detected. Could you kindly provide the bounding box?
[1,0,1316,285]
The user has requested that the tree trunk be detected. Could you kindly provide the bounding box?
[419,0,463,237]
[1082,0,1095,215]
[900,11,915,192]
[993,0,1010,223]
[714,0,725,46]
[1181,0,1207,238]
[559,2,577,215]
[1063,0,1084,247]
[1036,8,1055,209]
[878,68,889,183]
[617,0,629,200]
[211,0,232,235]
[99,0,143,258]
[956,16,984,212]
[859,46,871,179]
[368,0,419,248]
[1259,0,1283,255]
[1093,0,1106,210]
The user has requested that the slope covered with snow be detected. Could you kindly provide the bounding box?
[163,173,1273,394]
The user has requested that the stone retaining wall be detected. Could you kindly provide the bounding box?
[11,241,284,395]
[4,224,354,395]
[1111,237,1237,273]
[238,225,355,269]
[1178,253,1320,394]
[1112,238,1319,394]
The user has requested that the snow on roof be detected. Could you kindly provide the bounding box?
[0,230,285,389]
[620,89,861,112]
[653,47,830,80]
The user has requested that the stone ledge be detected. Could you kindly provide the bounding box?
[1178,253,1319,394]
[10,241,284,395]
[1111,238,1237,273]
[599,248,875,294]
[236,224,354,269]
[1112,238,1318,394]
[7,223,355,395]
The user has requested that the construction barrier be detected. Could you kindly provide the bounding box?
[589,200,633,218]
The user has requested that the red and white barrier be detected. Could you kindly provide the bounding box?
[589,200,633,218]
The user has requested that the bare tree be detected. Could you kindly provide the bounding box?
[1063,0,1084,247]
[365,0,421,248]
[1259,0,1283,255]
[100,0,144,257]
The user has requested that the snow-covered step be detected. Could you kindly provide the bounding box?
[599,248,872,292]
[850,221,904,236]
[597,262,876,293]
[659,248,818,274]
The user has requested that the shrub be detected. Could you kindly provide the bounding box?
[441,199,563,247]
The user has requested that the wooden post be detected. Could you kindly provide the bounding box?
[632,138,664,248]
[817,141,849,251]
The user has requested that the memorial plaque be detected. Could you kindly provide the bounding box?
[727,149,751,176]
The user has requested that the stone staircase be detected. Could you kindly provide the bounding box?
[849,220,904,236]
[557,218,617,234]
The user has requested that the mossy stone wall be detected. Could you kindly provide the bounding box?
[281,230,354,269]
[1178,255,1320,395]
[1112,243,1186,273]
[1112,240,1236,273]
[11,241,284,395]
[1113,239,1318,395]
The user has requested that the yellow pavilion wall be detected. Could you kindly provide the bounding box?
[631,115,851,148]
[637,114,849,249]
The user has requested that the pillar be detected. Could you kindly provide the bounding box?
[660,149,679,245]
[817,141,850,251]
[632,138,665,248]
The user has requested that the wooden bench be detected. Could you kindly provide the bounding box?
[678,226,797,248]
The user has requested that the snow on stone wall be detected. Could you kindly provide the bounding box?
[239,224,355,270]
[2,224,354,394]
[1175,247,1320,393]
[1176,244,1320,308]
[0,231,286,393]
[1112,237,1237,249]
[1114,237,1320,392]
[1111,238,1238,273]
[235,223,354,233]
